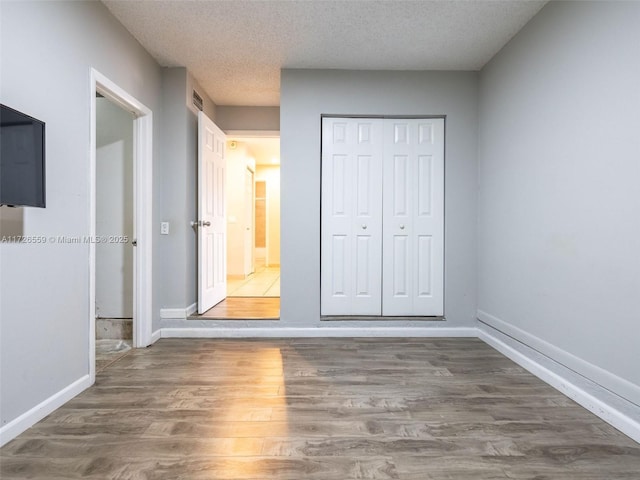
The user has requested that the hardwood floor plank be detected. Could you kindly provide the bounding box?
[191,297,280,319]
[2,338,639,480]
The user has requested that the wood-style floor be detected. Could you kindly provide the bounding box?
[95,339,132,372]
[2,338,639,479]
[192,297,280,319]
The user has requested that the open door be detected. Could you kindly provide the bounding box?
[198,111,227,313]
[244,166,255,276]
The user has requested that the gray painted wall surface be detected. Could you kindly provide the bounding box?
[477,1,640,405]
[0,1,163,426]
[158,68,191,311]
[162,70,479,330]
[187,71,217,120]
[96,98,134,318]
[158,68,217,312]
[216,106,280,132]
[279,70,478,328]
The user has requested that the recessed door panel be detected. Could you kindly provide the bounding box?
[357,155,372,216]
[333,123,347,143]
[394,123,409,144]
[355,235,372,297]
[321,117,382,315]
[358,123,372,144]
[332,154,348,216]
[417,235,432,297]
[393,235,409,297]
[394,155,409,216]
[418,155,433,217]
[331,235,347,297]
[206,234,214,288]
[419,123,433,144]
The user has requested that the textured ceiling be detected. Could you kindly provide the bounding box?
[102,0,547,106]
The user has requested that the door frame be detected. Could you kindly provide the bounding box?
[89,68,153,382]
[244,165,256,276]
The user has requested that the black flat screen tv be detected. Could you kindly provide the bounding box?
[0,104,46,207]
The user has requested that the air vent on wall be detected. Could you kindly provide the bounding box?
[192,90,203,112]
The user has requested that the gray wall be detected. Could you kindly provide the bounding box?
[216,106,280,132]
[158,68,191,311]
[279,70,478,328]
[162,70,478,330]
[0,1,163,427]
[95,97,134,319]
[158,68,217,313]
[477,1,640,405]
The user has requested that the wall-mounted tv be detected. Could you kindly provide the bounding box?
[0,104,46,208]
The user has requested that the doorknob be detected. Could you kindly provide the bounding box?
[361,224,367,230]
[131,239,137,246]
[399,224,405,230]
[190,220,211,227]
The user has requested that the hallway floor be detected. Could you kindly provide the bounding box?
[193,297,280,320]
[227,265,280,297]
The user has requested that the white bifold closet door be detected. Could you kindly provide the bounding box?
[321,117,444,317]
[382,119,444,316]
[321,118,384,315]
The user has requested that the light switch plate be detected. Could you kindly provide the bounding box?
[160,222,169,235]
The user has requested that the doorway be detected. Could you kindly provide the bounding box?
[95,94,134,371]
[226,136,280,298]
[197,134,280,319]
[90,69,153,381]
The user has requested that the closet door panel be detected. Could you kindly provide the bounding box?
[383,119,444,316]
[321,118,383,315]
[322,117,443,317]
[413,119,444,315]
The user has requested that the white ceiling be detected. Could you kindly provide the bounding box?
[102,0,547,107]
[229,136,280,166]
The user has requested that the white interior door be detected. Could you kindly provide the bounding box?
[198,111,227,313]
[321,118,383,315]
[321,116,444,317]
[382,118,444,315]
[244,167,255,276]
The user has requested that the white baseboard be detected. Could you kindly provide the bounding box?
[477,310,640,406]
[478,321,640,444]
[160,303,197,320]
[150,329,162,344]
[160,326,478,338]
[0,375,92,447]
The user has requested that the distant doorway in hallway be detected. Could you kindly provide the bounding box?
[193,134,280,320]
[225,135,280,300]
